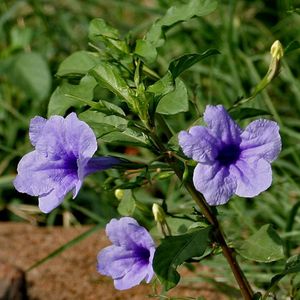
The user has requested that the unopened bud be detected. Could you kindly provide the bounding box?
[114,189,124,200]
[152,203,166,223]
[270,40,284,61]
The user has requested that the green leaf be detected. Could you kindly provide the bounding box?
[79,110,148,146]
[57,51,99,77]
[263,255,300,299]
[98,129,148,146]
[153,226,211,290]
[90,62,136,109]
[89,18,128,54]
[117,190,136,216]
[9,52,51,101]
[79,109,127,135]
[236,224,284,263]
[134,39,157,63]
[136,0,218,62]
[147,71,174,95]
[156,78,188,115]
[169,49,220,79]
[284,40,300,55]
[48,75,97,116]
[229,108,272,121]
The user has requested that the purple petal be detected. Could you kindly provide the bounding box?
[35,115,68,159]
[106,217,155,250]
[14,151,62,196]
[193,163,237,205]
[97,245,138,279]
[144,247,155,283]
[203,105,242,144]
[230,157,272,197]
[97,244,154,290]
[29,116,47,146]
[38,172,77,213]
[113,260,151,290]
[178,126,220,163]
[35,113,97,160]
[14,150,79,213]
[240,119,281,162]
[64,113,97,158]
[82,157,121,177]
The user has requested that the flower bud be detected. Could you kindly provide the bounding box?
[114,189,124,200]
[270,40,284,61]
[152,203,166,223]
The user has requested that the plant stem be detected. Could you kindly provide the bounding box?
[149,126,253,300]
[182,179,254,300]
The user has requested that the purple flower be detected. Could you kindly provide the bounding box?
[14,113,120,213]
[179,105,281,205]
[97,217,156,290]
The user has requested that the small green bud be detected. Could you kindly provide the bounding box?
[114,189,124,200]
[270,40,284,61]
[152,203,166,223]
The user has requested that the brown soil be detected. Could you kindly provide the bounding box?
[0,222,230,300]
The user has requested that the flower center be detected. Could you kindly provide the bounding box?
[135,246,150,263]
[63,154,78,173]
[216,144,241,166]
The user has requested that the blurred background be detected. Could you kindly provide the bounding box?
[1,0,300,296]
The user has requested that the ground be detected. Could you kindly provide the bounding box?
[0,222,229,300]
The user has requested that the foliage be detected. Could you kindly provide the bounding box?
[2,0,300,299]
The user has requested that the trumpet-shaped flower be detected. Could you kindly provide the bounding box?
[14,113,120,213]
[179,105,281,205]
[97,217,156,290]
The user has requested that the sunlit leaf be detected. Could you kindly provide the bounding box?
[48,75,97,116]
[79,110,148,147]
[147,71,174,95]
[156,78,188,115]
[135,39,157,63]
[117,190,136,216]
[57,51,99,77]
[89,18,128,54]
[9,52,51,101]
[236,224,284,263]
[90,62,136,109]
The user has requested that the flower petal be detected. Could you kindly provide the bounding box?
[230,157,272,198]
[35,113,97,160]
[178,126,220,162]
[97,245,137,279]
[240,119,281,162]
[97,245,153,290]
[106,217,155,250]
[35,115,68,159]
[14,151,62,196]
[29,116,47,146]
[82,157,121,177]
[203,105,242,144]
[193,163,237,205]
[113,260,151,290]
[144,247,155,283]
[38,172,77,213]
[65,113,97,158]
